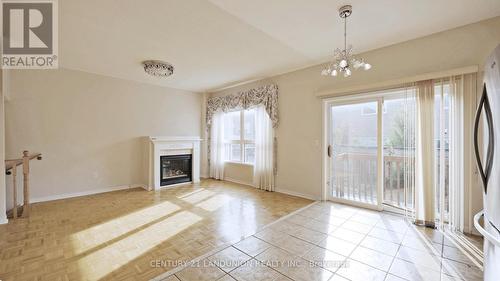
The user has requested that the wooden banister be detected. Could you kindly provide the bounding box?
[11,165,17,219]
[6,152,42,172]
[5,151,42,219]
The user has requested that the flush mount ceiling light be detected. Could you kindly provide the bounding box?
[321,5,371,78]
[142,60,174,77]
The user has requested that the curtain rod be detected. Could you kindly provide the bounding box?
[315,65,479,99]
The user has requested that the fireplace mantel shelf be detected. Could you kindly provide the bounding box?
[149,136,203,143]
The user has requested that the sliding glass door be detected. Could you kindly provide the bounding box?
[328,100,381,207]
[326,90,417,211]
[326,85,454,217]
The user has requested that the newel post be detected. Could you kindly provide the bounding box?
[22,150,30,217]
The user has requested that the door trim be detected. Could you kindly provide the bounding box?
[330,196,382,211]
[377,98,384,210]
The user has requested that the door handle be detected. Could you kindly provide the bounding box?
[474,83,495,194]
[327,145,332,157]
[474,211,500,247]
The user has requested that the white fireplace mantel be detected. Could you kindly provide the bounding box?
[148,136,202,190]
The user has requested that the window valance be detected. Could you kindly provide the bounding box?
[206,84,279,128]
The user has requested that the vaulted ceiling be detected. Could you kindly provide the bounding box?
[60,0,500,92]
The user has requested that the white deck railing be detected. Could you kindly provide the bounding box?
[331,152,415,208]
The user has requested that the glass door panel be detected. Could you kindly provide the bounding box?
[382,97,416,210]
[330,101,379,205]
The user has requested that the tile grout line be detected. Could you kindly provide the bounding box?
[213,201,322,281]
[334,211,388,281]
[257,201,320,232]
[150,200,319,281]
[296,207,414,280]
[255,207,373,279]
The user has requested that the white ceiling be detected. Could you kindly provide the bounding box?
[60,0,500,92]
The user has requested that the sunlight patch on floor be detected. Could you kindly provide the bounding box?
[76,210,202,280]
[177,188,206,199]
[70,201,181,255]
[196,194,232,212]
[179,189,216,204]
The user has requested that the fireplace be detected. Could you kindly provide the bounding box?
[160,154,192,186]
[148,136,201,190]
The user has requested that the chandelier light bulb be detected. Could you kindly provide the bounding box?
[339,59,348,68]
[321,69,329,76]
[364,63,372,70]
[345,68,352,77]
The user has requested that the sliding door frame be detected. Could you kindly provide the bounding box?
[322,87,415,212]
[322,96,384,211]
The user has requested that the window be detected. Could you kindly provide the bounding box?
[223,108,255,164]
[361,103,386,116]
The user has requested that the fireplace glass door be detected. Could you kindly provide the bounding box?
[160,154,192,186]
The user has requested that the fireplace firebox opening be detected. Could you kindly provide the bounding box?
[160,154,192,186]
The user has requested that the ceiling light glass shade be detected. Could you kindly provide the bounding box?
[142,60,174,77]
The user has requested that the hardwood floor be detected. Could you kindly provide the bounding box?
[0,179,312,281]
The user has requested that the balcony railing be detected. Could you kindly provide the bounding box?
[332,153,379,204]
[331,150,415,208]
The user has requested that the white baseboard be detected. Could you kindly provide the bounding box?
[30,184,147,203]
[215,177,318,201]
[275,188,319,201]
[224,177,255,187]
[0,215,8,225]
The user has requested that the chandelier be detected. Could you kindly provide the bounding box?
[142,60,174,77]
[321,5,371,77]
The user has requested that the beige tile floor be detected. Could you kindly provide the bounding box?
[166,202,484,281]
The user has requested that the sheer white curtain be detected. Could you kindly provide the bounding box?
[253,105,275,191]
[402,87,417,220]
[415,80,436,227]
[210,112,225,180]
[448,73,476,231]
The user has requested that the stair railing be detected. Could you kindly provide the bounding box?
[5,150,42,219]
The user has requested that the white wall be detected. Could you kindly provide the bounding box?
[224,162,254,186]
[0,69,7,224]
[210,16,500,233]
[4,68,202,207]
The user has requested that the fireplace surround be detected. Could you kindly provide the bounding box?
[148,136,201,190]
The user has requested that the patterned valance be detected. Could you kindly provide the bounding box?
[206,84,279,128]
